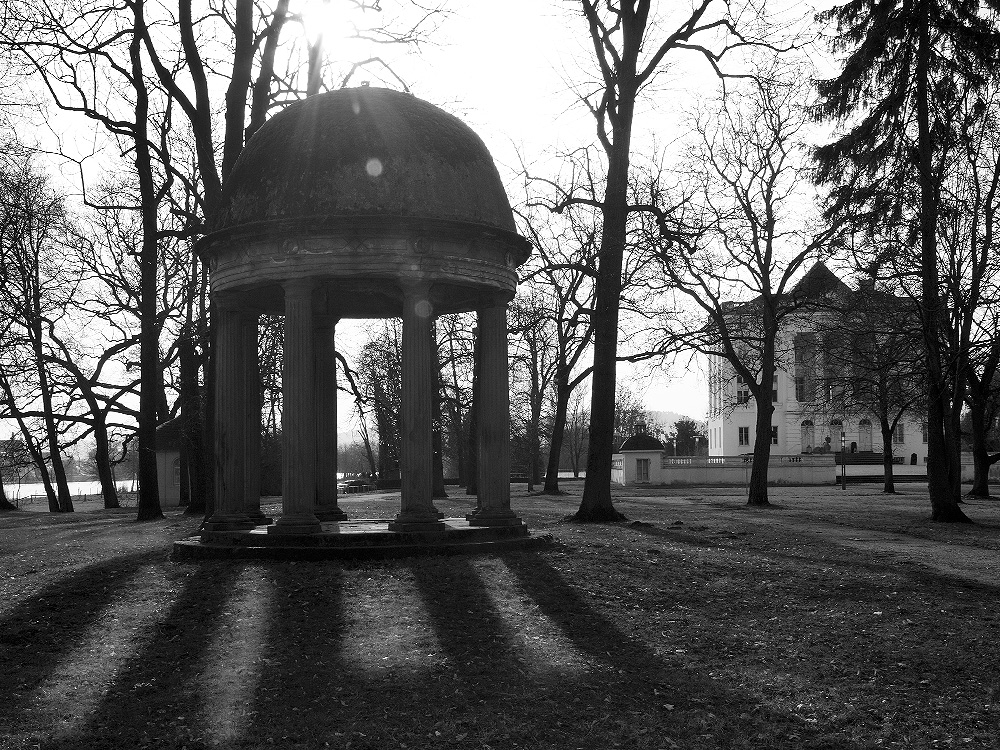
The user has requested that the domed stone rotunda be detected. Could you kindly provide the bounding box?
[195,86,531,547]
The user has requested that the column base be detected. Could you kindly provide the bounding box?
[315,506,348,521]
[203,512,257,531]
[388,510,446,532]
[246,510,273,525]
[267,514,323,535]
[468,510,524,527]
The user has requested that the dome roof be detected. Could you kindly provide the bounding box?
[212,86,517,236]
[619,434,664,452]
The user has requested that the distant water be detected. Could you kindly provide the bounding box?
[3,480,131,503]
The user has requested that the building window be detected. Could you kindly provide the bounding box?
[772,388,779,403]
[739,426,750,446]
[636,458,650,482]
[795,376,805,402]
[801,420,815,452]
[172,457,182,487]
[893,423,905,443]
[859,419,873,451]
[771,426,778,445]
[921,422,928,443]
[736,375,750,405]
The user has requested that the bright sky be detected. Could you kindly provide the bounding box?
[389,0,724,419]
[17,0,815,433]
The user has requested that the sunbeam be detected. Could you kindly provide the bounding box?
[196,567,275,744]
[475,558,593,675]
[30,564,177,738]
[339,573,445,672]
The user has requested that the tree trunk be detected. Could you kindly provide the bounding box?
[879,421,896,494]
[0,466,16,511]
[967,396,997,497]
[179,331,205,514]
[358,419,378,479]
[33,327,73,512]
[466,328,479,498]
[17,419,57,511]
[527,418,541,492]
[966,380,996,498]
[915,0,969,522]
[132,0,162,522]
[543,380,570,494]
[576,87,635,523]
[747,399,774,506]
[432,386,447,498]
[431,328,447,498]
[92,412,120,509]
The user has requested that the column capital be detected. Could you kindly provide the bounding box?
[314,314,340,330]
[400,278,432,298]
[283,277,316,296]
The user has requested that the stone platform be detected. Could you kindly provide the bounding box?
[173,517,539,560]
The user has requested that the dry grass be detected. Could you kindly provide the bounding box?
[2,483,999,749]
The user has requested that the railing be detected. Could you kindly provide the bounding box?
[662,454,835,468]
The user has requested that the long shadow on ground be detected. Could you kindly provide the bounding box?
[24,561,248,750]
[0,547,870,750]
[0,551,160,736]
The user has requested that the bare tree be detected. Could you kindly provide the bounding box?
[517,188,598,494]
[647,72,841,506]
[557,0,776,520]
[436,313,476,487]
[0,155,82,512]
[938,86,1000,497]
[812,0,1000,521]
[813,275,925,493]
[2,0,449,522]
[508,290,559,490]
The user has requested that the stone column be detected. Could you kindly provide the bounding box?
[315,317,347,521]
[270,279,322,535]
[204,302,255,531]
[389,282,445,531]
[242,311,269,525]
[470,303,522,527]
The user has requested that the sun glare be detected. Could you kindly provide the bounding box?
[300,0,358,48]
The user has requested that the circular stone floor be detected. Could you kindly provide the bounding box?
[173,516,539,561]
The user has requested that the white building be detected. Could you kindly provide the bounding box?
[706,263,928,465]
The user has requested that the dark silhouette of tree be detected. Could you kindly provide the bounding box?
[1,0,447,522]
[814,274,925,493]
[937,86,1000,497]
[812,0,1000,520]
[671,417,707,456]
[647,72,842,506]
[517,188,598,495]
[356,322,403,484]
[565,0,775,521]
[509,291,559,491]
[0,155,80,512]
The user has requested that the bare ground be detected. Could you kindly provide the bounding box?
[1,482,998,749]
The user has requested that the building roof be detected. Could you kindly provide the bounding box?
[790,261,852,300]
[210,86,518,236]
[155,417,184,451]
[619,434,665,451]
